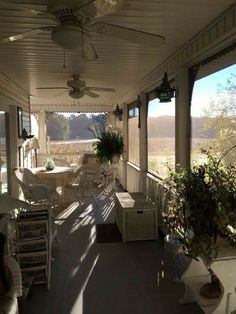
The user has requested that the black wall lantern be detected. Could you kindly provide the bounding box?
[155,72,175,103]
[113,104,123,121]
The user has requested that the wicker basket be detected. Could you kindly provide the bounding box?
[115,192,157,241]
[22,266,47,284]
[16,220,48,239]
[17,251,48,269]
[16,239,48,253]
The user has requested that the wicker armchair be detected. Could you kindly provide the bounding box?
[53,158,70,167]
[12,168,59,206]
[65,163,101,201]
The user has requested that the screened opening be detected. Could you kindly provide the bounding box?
[191,64,236,166]
[147,98,175,177]
[128,107,140,166]
[31,112,108,167]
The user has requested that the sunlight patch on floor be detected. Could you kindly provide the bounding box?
[56,202,80,225]
[70,254,100,314]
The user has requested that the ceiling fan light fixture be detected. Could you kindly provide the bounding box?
[69,89,84,99]
[51,24,90,50]
[155,72,175,103]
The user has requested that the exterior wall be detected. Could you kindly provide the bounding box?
[0,74,30,196]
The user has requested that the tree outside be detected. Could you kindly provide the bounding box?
[191,71,236,166]
[202,74,236,164]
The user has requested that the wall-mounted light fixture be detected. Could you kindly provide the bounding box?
[113,104,123,121]
[30,137,40,167]
[155,72,175,103]
[22,128,34,141]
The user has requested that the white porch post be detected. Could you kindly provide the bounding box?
[9,106,18,197]
[122,105,128,190]
[175,67,191,171]
[38,110,47,155]
[139,92,148,193]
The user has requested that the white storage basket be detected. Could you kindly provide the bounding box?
[115,192,157,242]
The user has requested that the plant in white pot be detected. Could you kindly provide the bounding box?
[93,131,124,165]
[93,131,124,188]
[163,148,236,297]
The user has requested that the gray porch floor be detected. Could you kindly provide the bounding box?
[22,182,202,314]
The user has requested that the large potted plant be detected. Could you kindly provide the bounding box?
[93,131,124,164]
[162,148,236,296]
[163,148,236,259]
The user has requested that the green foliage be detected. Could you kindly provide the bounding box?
[163,148,236,259]
[46,113,69,140]
[203,74,236,164]
[93,131,124,164]
[47,113,107,140]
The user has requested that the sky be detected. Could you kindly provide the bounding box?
[149,63,236,117]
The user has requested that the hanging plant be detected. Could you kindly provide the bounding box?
[93,131,124,164]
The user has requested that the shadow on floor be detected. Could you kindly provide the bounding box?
[22,185,203,314]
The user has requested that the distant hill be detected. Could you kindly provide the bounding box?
[148,116,216,138]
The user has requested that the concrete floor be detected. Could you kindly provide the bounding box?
[23,182,202,314]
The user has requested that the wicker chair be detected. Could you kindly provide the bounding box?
[12,168,59,206]
[53,158,70,167]
[65,163,101,201]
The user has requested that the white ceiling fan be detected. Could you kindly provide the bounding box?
[0,0,165,61]
[37,74,116,99]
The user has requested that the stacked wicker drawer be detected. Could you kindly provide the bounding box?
[15,209,51,290]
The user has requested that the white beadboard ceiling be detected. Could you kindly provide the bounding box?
[0,0,235,111]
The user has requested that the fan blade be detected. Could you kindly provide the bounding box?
[87,87,115,92]
[31,90,68,99]
[81,43,98,61]
[84,88,100,98]
[92,22,165,48]
[36,87,68,90]
[0,26,53,44]
[0,0,50,16]
[95,0,125,17]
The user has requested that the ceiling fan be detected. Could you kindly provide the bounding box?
[0,0,165,61]
[37,74,115,99]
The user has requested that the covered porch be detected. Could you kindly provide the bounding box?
[0,0,235,313]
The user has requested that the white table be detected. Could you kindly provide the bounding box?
[32,167,74,202]
[180,240,236,313]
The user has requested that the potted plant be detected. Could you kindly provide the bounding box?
[162,148,236,296]
[93,131,124,165]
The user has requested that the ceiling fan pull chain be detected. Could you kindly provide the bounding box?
[82,28,84,53]
[63,49,66,69]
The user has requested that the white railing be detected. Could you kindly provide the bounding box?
[118,161,170,233]
[126,162,140,192]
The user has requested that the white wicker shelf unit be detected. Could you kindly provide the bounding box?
[15,208,52,290]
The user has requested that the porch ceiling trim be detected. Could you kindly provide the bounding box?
[119,3,236,105]
[31,103,113,113]
[0,73,29,108]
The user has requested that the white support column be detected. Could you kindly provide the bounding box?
[175,67,191,171]
[38,110,47,155]
[139,92,148,194]
[122,105,128,190]
[9,106,18,197]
